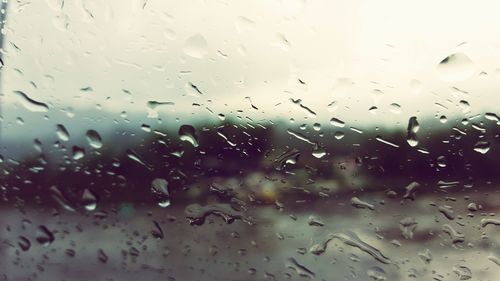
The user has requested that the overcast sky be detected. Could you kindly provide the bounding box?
[2,0,500,128]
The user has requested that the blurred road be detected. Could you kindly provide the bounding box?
[1,191,499,281]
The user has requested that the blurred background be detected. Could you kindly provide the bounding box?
[1,1,500,280]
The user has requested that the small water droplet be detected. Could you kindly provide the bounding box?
[97,249,108,263]
[389,103,402,114]
[17,236,31,251]
[151,220,164,239]
[367,266,387,281]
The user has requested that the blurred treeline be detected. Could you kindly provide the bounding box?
[1,114,499,208]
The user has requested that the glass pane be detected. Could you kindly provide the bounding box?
[1,1,499,280]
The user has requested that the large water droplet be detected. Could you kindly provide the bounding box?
[82,189,97,211]
[453,265,472,280]
[151,178,171,208]
[86,130,102,149]
[56,124,70,141]
[185,203,255,226]
[437,53,475,82]
[286,257,315,279]
[36,225,55,246]
[406,116,419,147]
[330,117,345,127]
[310,231,392,264]
[473,141,490,154]
[351,197,375,210]
[179,125,199,147]
[14,91,49,112]
[72,146,85,160]
[183,34,208,59]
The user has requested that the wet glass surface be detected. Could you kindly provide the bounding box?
[1,1,500,280]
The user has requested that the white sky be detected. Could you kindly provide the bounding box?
[2,0,500,126]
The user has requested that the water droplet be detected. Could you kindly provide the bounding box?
[146,100,175,118]
[178,125,199,147]
[442,224,465,244]
[375,136,399,148]
[14,91,49,112]
[399,217,418,239]
[274,148,300,171]
[473,141,490,154]
[86,130,102,149]
[82,189,97,211]
[310,231,392,264]
[235,16,256,33]
[351,197,375,210]
[17,236,31,251]
[151,178,170,208]
[308,216,324,227]
[389,103,402,114]
[50,185,76,212]
[286,129,318,147]
[406,116,419,147]
[97,249,108,263]
[36,225,55,246]
[488,254,500,267]
[437,155,447,167]
[440,115,448,123]
[437,53,475,82]
[418,249,432,264]
[126,149,153,170]
[72,146,85,160]
[467,202,478,212]
[311,148,326,159]
[312,123,321,131]
[368,106,378,114]
[330,117,345,127]
[485,112,499,122]
[367,266,387,281]
[403,181,420,200]
[334,131,345,140]
[56,124,70,141]
[151,220,164,239]
[453,265,472,280]
[185,203,254,226]
[286,257,315,279]
[480,218,500,228]
[183,34,208,59]
[459,100,471,113]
